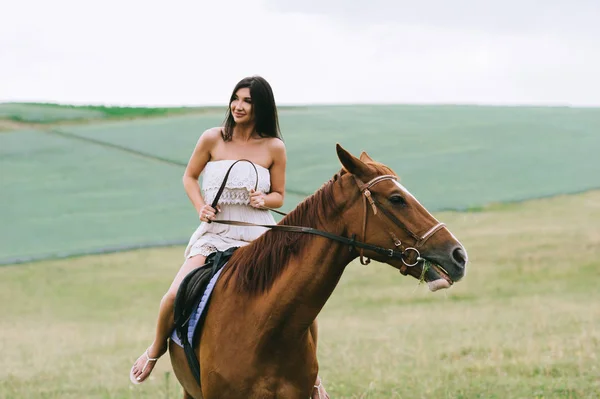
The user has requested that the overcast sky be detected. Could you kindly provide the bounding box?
[2,0,599,106]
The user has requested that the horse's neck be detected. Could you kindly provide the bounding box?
[256,234,353,342]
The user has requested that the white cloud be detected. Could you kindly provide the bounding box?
[1,0,599,106]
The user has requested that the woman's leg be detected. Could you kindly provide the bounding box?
[310,319,330,399]
[131,254,207,383]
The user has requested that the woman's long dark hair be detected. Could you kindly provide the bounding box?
[222,76,282,141]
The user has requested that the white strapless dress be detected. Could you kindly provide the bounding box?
[184,160,276,258]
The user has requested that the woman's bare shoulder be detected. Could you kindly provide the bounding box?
[266,137,286,154]
[199,127,224,143]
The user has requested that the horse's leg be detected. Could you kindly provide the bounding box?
[182,391,194,399]
[309,319,319,348]
[309,319,330,399]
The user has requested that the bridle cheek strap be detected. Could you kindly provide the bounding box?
[355,175,394,265]
[358,188,371,265]
[359,187,404,266]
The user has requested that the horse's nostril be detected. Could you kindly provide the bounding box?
[452,247,467,268]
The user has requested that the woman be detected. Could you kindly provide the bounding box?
[130,76,329,399]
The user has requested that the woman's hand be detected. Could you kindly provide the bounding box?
[199,204,219,223]
[249,189,266,209]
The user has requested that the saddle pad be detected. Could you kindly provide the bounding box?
[170,267,224,348]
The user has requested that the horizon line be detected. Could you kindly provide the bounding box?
[2,100,600,109]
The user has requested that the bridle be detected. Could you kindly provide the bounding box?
[352,174,446,274]
[207,160,447,274]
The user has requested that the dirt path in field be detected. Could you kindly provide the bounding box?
[0,119,40,132]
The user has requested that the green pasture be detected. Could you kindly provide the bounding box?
[1,191,599,398]
[0,129,196,262]
[56,104,600,205]
[1,104,600,264]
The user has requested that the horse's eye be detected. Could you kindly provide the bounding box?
[389,195,407,206]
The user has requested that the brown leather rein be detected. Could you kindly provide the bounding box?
[207,160,446,273]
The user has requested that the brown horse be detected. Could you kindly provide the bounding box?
[169,144,468,399]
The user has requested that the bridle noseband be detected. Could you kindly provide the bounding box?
[353,174,446,274]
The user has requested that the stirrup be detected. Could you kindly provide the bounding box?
[129,348,158,385]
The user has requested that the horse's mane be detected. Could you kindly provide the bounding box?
[222,171,343,296]
[222,161,396,296]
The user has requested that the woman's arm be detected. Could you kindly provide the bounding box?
[251,138,286,209]
[182,128,220,214]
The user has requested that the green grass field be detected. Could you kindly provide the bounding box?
[2,104,600,264]
[1,190,599,398]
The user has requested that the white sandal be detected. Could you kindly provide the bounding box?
[313,376,329,399]
[313,380,322,399]
[129,348,158,385]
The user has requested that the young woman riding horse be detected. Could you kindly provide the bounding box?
[130,75,329,398]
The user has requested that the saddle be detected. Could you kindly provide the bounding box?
[173,247,238,385]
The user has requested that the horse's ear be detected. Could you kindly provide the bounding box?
[336,144,369,176]
[359,151,374,163]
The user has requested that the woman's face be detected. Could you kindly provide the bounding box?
[230,87,254,124]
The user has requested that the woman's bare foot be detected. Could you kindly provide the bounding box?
[130,342,168,384]
[312,375,330,399]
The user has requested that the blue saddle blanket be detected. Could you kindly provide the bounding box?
[170,267,224,348]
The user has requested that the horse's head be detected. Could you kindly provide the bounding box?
[335,144,468,291]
